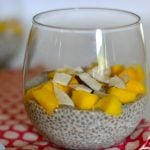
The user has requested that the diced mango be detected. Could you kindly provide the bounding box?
[25,86,39,100]
[56,76,79,94]
[108,87,137,104]
[119,65,145,83]
[126,80,146,95]
[25,83,45,100]
[119,67,138,81]
[32,89,59,114]
[40,81,54,92]
[95,95,122,116]
[72,90,98,110]
[8,20,23,36]
[69,76,79,85]
[132,64,145,82]
[26,81,59,114]
[56,84,70,94]
[0,20,23,36]
[111,64,125,75]
[48,71,55,79]
[0,22,6,32]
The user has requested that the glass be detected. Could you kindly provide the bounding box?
[23,8,148,149]
[0,0,23,67]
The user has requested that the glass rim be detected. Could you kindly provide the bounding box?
[33,7,141,31]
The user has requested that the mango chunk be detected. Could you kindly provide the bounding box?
[0,22,6,32]
[0,20,22,36]
[32,89,59,114]
[132,64,145,82]
[26,81,59,114]
[126,80,146,95]
[108,87,137,104]
[72,90,98,110]
[111,64,125,75]
[25,86,40,100]
[8,20,23,36]
[119,67,137,81]
[40,81,54,92]
[48,71,55,79]
[56,84,70,94]
[56,76,79,94]
[25,81,52,100]
[69,76,79,85]
[95,95,122,116]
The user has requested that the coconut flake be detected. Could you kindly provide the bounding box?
[54,85,74,106]
[53,72,72,86]
[89,66,110,83]
[109,75,125,88]
[94,91,107,97]
[78,73,102,91]
[70,84,92,93]
[65,66,84,75]
[74,66,84,73]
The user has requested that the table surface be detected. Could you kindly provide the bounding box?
[0,70,150,150]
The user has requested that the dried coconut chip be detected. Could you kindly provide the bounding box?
[25,74,48,90]
[109,75,125,88]
[66,66,84,75]
[70,84,92,93]
[54,84,74,106]
[53,72,72,86]
[88,66,110,83]
[94,91,107,97]
[90,66,111,76]
[73,66,84,73]
[78,72,102,91]
[56,66,83,75]
[63,65,83,72]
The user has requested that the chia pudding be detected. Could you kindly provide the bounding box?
[24,64,146,149]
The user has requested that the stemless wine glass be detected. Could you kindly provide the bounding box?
[23,8,148,149]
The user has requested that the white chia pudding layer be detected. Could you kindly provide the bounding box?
[25,98,145,150]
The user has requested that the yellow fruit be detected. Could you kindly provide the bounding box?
[132,64,145,82]
[26,81,59,114]
[7,20,23,36]
[72,90,98,110]
[111,64,125,75]
[56,76,79,94]
[25,87,38,100]
[108,87,137,104]
[56,84,70,94]
[48,71,55,79]
[119,67,137,81]
[95,95,122,116]
[25,84,43,100]
[0,20,23,36]
[69,76,79,84]
[32,89,59,114]
[0,22,6,32]
[126,80,146,95]
[40,81,54,92]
